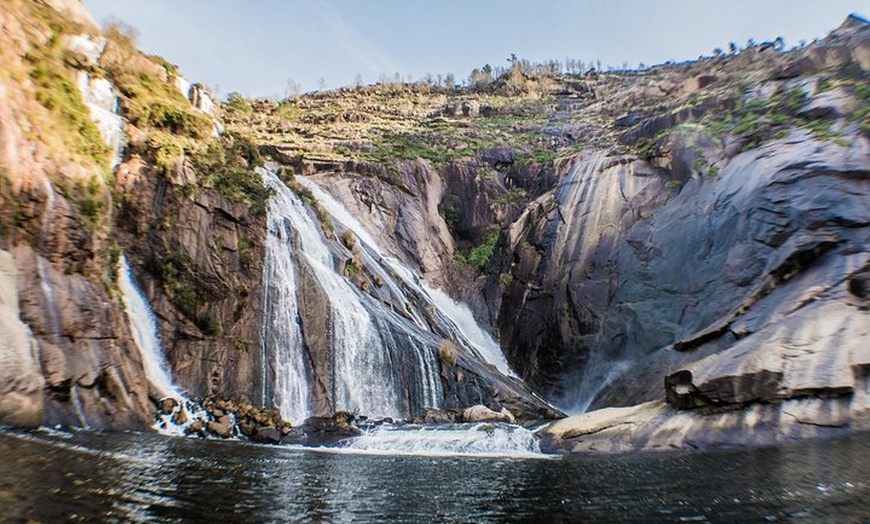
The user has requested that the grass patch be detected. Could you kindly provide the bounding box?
[437,340,458,367]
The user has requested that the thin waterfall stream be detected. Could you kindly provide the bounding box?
[117,255,205,435]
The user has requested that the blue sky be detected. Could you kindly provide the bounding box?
[82,1,864,99]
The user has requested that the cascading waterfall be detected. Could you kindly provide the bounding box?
[261,169,415,421]
[421,283,515,377]
[297,177,515,377]
[117,255,179,400]
[260,177,313,423]
[76,72,126,169]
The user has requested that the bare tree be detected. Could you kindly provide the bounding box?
[284,78,301,100]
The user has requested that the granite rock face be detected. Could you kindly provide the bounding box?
[499,131,869,415]
[0,250,44,427]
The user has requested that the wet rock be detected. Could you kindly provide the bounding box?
[207,420,233,438]
[422,408,460,424]
[462,404,516,423]
[186,420,206,437]
[252,427,282,443]
[292,412,363,446]
[171,407,188,426]
[158,398,179,415]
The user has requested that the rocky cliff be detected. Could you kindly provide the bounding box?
[242,15,869,449]
[1,0,867,450]
[0,0,266,428]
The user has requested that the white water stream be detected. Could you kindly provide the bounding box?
[117,255,206,435]
[297,177,515,377]
[261,169,411,422]
[342,423,543,457]
[117,255,179,400]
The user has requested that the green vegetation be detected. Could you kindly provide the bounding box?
[144,131,185,174]
[22,22,112,174]
[102,22,213,139]
[437,340,458,367]
[456,230,499,271]
[189,132,271,215]
[225,92,254,116]
[344,260,360,277]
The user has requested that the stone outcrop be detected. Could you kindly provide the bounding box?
[462,404,516,423]
[304,159,456,285]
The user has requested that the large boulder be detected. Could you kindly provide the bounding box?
[462,404,516,423]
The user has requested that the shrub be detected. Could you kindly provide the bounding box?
[102,26,213,139]
[438,340,458,367]
[341,229,357,250]
[225,92,254,115]
[465,230,499,271]
[145,131,185,174]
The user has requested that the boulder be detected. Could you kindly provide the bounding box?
[207,420,233,438]
[158,398,179,415]
[252,427,282,443]
[462,404,516,423]
[422,408,460,424]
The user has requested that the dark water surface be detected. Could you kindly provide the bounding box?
[0,428,867,523]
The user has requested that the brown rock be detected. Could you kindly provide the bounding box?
[159,398,179,415]
[171,407,188,426]
[207,420,233,438]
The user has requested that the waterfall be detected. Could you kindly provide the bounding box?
[261,178,312,423]
[76,72,126,169]
[297,177,515,377]
[262,169,420,421]
[342,423,543,457]
[117,255,180,400]
[421,283,515,377]
[117,255,210,435]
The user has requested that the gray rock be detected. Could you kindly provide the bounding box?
[462,404,516,423]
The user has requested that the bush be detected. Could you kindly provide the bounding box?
[465,230,499,271]
[102,27,213,139]
[438,340,458,367]
[225,92,254,115]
